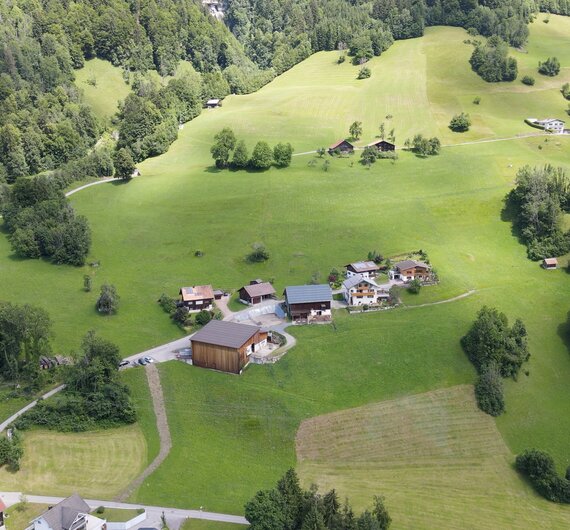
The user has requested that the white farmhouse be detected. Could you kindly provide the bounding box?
[345,260,380,279]
[342,274,390,306]
[533,118,566,134]
[26,494,105,530]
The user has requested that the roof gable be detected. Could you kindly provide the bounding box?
[241,282,276,298]
[343,274,378,290]
[179,285,214,302]
[285,284,332,304]
[394,259,429,271]
[36,494,90,530]
[191,320,261,349]
[346,260,380,273]
[329,139,354,150]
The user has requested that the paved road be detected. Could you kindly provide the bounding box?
[0,493,248,528]
[0,385,65,433]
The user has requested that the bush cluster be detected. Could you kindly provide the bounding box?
[516,449,570,503]
[245,469,391,530]
[461,306,530,415]
[538,57,560,77]
[15,332,136,433]
[506,165,570,260]
[211,128,293,171]
[1,176,91,266]
[404,134,441,156]
[469,37,517,82]
[0,430,23,471]
[449,112,471,132]
[522,75,535,86]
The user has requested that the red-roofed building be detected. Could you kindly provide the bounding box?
[0,497,6,530]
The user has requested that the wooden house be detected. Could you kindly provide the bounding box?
[191,320,268,374]
[179,285,214,312]
[284,284,332,323]
[328,139,354,155]
[239,280,276,305]
[345,260,380,279]
[391,259,431,281]
[205,98,221,108]
[342,274,389,306]
[367,139,395,152]
[542,258,558,269]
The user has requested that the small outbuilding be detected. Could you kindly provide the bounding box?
[205,98,221,108]
[191,320,268,374]
[367,139,395,151]
[345,260,380,279]
[239,280,276,305]
[328,139,354,155]
[542,257,558,269]
[179,285,215,312]
[284,284,332,323]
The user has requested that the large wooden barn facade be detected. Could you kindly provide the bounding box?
[190,320,268,374]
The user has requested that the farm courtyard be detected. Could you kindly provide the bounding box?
[0,16,570,529]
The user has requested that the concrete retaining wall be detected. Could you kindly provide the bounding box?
[106,511,146,530]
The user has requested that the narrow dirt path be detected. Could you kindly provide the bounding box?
[403,289,476,309]
[115,363,172,502]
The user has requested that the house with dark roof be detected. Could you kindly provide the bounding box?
[205,98,221,108]
[190,320,268,374]
[283,284,332,323]
[342,274,390,306]
[179,285,214,312]
[345,260,380,279]
[391,259,431,281]
[328,139,354,155]
[367,139,395,152]
[239,280,276,305]
[27,494,105,530]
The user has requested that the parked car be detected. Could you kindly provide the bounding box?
[138,357,148,366]
[119,360,130,367]
[143,356,154,363]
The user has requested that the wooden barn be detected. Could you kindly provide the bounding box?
[328,139,354,155]
[284,284,332,323]
[542,258,558,269]
[239,280,276,305]
[179,285,214,312]
[367,139,395,152]
[191,320,268,374]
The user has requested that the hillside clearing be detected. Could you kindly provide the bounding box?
[297,385,570,529]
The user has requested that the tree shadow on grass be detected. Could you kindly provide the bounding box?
[500,193,527,249]
[557,311,570,356]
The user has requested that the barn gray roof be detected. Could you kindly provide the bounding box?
[346,260,379,272]
[36,493,90,530]
[191,320,261,349]
[284,284,332,305]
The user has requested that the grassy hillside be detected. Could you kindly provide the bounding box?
[0,425,146,499]
[297,386,570,529]
[75,59,131,123]
[0,17,569,523]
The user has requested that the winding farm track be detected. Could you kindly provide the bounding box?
[115,363,172,503]
[403,289,477,309]
[64,177,114,197]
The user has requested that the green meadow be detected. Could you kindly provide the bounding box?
[1,17,570,526]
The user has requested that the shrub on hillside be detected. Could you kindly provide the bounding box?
[158,293,177,314]
[449,112,471,132]
[249,141,273,169]
[96,284,120,315]
[195,310,212,326]
[357,66,371,79]
[522,75,535,86]
[273,143,294,168]
[538,57,560,77]
[562,83,570,100]
[246,243,270,263]
[408,278,422,294]
[469,37,517,82]
[474,365,505,416]
[516,449,570,503]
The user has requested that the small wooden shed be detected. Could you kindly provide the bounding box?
[328,139,354,155]
[542,258,558,269]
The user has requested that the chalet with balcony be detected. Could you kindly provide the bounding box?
[179,285,214,312]
[284,284,332,323]
[391,259,431,281]
[342,274,390,306]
